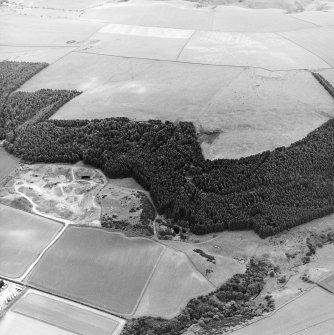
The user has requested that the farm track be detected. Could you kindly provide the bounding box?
[1,164,215,319]
[0,273,127,322]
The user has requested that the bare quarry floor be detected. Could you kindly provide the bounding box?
[0,164,104,225]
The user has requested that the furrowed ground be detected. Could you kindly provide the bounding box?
[1,35,334,334]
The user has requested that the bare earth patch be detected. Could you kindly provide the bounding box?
[0,164,104,226]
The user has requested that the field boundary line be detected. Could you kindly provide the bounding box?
[276,31,333,69]
[24,225,167,318]
[175,30,196,61]
[0,43,77,48]
[287,14,321,28]
[289,315,334,335]
[131,245,167,316]
[156,239,217,289]
[199,66,246,118]
[18,224,68,282]
[12,291,123,335]
[74,50,332,72]
[228,285,317,333]
[0,275,127,322]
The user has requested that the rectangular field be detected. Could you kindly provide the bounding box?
[0,204,63,279]
[0,147,19,181]
[232,287,334,335]
[0,14,104,47]
[0,312,72,335]
[26,226,164,315]
[77,24,193,61]
[135,248,214,318]
[280,27,334,67]
[178,30,329,70]
[11,290,122,335]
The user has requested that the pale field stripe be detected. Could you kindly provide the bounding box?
[99,23,194,39]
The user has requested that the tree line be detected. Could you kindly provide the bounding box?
[121,258,273,335]
[6,114,334,238]
[3,61,334,239]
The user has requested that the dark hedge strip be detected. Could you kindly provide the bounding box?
[0,61,47,98]
[121,258,273,335]
[0,89,80,139]
[313,72,334,100]
[0,61,80,140]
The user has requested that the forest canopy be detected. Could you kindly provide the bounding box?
[2,60,334,238]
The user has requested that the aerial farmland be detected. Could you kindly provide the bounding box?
[1,0,334,334]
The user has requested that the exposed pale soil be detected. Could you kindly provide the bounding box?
[0,164,104,226]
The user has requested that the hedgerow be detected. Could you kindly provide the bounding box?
[121,258,273,335]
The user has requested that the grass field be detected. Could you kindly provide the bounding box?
[26,227,164,315]
[135,248,215,318]
[0,15,104,47]
[0,46,75,64]
[0,147,19,182]
[231,287,334,335]
[161,238,245,287]
[281,27,334,67]
[0,204,63,279]
[178,30,328,70]
[10,290,123,335]
[0,312,73,335]
[33,55,334,159]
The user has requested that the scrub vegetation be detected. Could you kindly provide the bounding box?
[122,258,273,335]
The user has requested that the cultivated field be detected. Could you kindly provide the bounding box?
[26,227,164,315]
[161,238,245,287]
[0,164,104,225]
[163,213,334,311]
[178,30,328,70]
[0,15,104,47]
[0,46,76,64]
[0,147,19,182]
[9,290,124,335]
[8,0,333,160]
[29,56,334,159]
[231,287,334,335]
[135,248,215,318]
[0,204,63,279]
[211,6,315,32]
[281,27,334,67]
[1,0,334,333]
[0,312,73,335]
